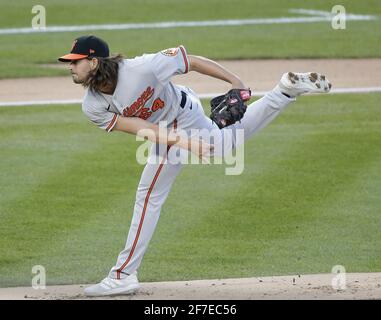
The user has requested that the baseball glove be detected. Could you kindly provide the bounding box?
[210,88,251,129]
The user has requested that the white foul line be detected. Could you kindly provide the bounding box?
[289,8,376,21]
[0,99,83,107]
[1,87,380,107]
[0,9,377,35]
[289,9,334,17]
[199,87,381,99]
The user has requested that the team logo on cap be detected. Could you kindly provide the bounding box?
[71,40,78,51]
[160,47,179,56]
[89,49,95,54]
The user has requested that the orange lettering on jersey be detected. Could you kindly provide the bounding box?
[123,86,154,117]
[138,107,152,120]
[122,88,166,120]
[151,98,165,112]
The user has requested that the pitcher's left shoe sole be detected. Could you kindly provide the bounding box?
[278,72,332,97]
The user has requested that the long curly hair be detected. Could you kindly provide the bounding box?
[83,54,124,93]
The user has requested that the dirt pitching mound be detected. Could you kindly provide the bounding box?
[1,273,380,300]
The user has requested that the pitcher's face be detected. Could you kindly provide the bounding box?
[69,58,93,84]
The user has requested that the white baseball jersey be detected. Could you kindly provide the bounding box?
[78,45,295,280]
[82,46,190,132]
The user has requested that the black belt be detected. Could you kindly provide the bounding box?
[180,91,187,109]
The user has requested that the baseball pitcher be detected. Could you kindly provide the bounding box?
[58,35,331,296]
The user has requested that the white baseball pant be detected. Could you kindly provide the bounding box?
[108,86,294,279]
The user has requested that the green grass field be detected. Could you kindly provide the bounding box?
[1,93,380,287]
[1,0,380,289]
[0,0,380,78]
